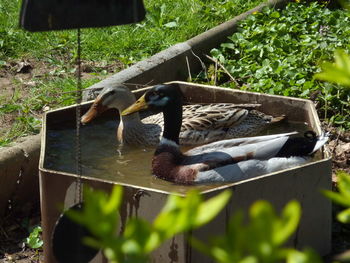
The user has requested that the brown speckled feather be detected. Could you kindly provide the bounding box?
[82,84,283,146]
[143,103,280,145]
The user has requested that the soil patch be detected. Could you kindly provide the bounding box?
[0,202,42,263]
[323,123,350,181]
[0,58,123,142]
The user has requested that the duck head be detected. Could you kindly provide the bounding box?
[122,83,184,145]
[81,84,136,124]
[122,83,184,115]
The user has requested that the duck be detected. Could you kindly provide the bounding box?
[121,84,329,184]
[81,84,284,146]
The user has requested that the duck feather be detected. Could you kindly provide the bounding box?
[82,84,283,145]
[122,84,329,185]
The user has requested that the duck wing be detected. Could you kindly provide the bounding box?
[142,103,261,129]
[181,104,250,131]
[226,110,286,138]
[194,157,309,183]
[186,132,298,155]
[183,136,294,169]
[141,112,164,126]
[142,103,266,145]
[180,132,328,184]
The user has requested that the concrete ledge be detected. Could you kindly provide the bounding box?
[83,42,193,101]
[83,0,290,101]
[0,134,41,215]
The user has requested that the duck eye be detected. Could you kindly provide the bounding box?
[148,91,159,101]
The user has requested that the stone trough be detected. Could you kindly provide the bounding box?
[39,81,332,263]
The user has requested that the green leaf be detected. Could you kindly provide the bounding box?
[337,208,350,224]
[270,11,280,18]
[286,248,322,263]
[221,43,236,50]
[104,185,123,214]
[153,191,231,243]
[314,50,350,87]
[273,200,301,245]
[194,190,232,227]
[322,190,350,207]
[25,226,43,249]
[338,172,350,200]
[124,218,154,253]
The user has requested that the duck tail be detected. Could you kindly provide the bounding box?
[310,131,329,154]
[276,130,329,157]
[270,114,286,123]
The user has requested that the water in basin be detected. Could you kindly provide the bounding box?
[44,116,311,194]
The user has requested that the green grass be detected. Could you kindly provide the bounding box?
[0,77,99,146]
[0,0,266,145]
[0,0,266,63]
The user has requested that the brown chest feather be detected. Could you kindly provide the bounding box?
[152,152,198,184]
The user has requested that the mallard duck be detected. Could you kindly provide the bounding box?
[121,84,329,184]
[81,84,284,146]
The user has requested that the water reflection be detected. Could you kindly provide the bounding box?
[44,117,310,194]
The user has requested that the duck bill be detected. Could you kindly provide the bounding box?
[121,94,148,116]
[81,98,108,124]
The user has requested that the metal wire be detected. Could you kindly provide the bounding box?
[75,28,83,203]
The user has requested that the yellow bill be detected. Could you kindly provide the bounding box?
[121,93,148,116]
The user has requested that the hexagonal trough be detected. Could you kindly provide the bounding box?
[39,81,332,263]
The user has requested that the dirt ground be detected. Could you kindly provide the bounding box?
[0,202,43,263]
[0,58,121,140]
[0,61,349,262]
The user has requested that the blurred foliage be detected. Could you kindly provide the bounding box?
[315,50,350,88]
[323,171,350,262]
[324,171,350,224]
[190,200,321,263]
[68,186,231,263]
[69,185,324,263]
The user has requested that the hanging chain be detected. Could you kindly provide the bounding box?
[75,28,83,204]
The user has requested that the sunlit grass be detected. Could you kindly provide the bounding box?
[0,0,266,145]
[0,0,266,63]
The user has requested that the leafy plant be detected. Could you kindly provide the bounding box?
[25,225,43,249]
[69,185,325,263]
[68,185,232,263]
[323,171,350,262]
[201,1,350,129]
[324,171,350,224]
[190,200,321,263]
[313,49,350,262]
